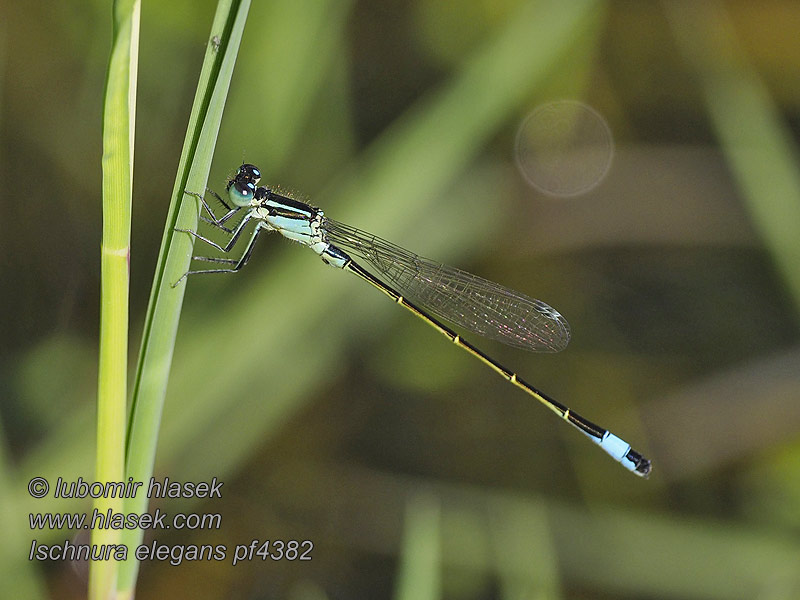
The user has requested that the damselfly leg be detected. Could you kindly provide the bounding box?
[185,188,241,230]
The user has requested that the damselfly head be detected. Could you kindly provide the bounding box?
[236,163,262,186]
[224,164,263,207]
[226,163,261,189]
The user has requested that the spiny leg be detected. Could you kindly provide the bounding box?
[191,256,238,265]
[184,189,241,231]
[176,211,254,253]
[172,223,266,286]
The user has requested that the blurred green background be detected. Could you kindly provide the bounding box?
[3,0,800,598]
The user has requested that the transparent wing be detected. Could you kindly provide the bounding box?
[322,218,571,352]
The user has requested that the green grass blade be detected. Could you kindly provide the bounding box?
[489,498,562,600]
[94,0,140,598]
[394,493,442,600]
[666,3,800,316]
[117,0,251,595]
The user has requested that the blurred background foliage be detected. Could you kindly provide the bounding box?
[2,0,800,598]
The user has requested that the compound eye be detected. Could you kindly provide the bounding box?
[238,163,262,185]
[228,180,256,207]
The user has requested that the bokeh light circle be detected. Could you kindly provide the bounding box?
[515,100,614,197]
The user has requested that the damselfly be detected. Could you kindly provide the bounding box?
[175,164,651,477]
